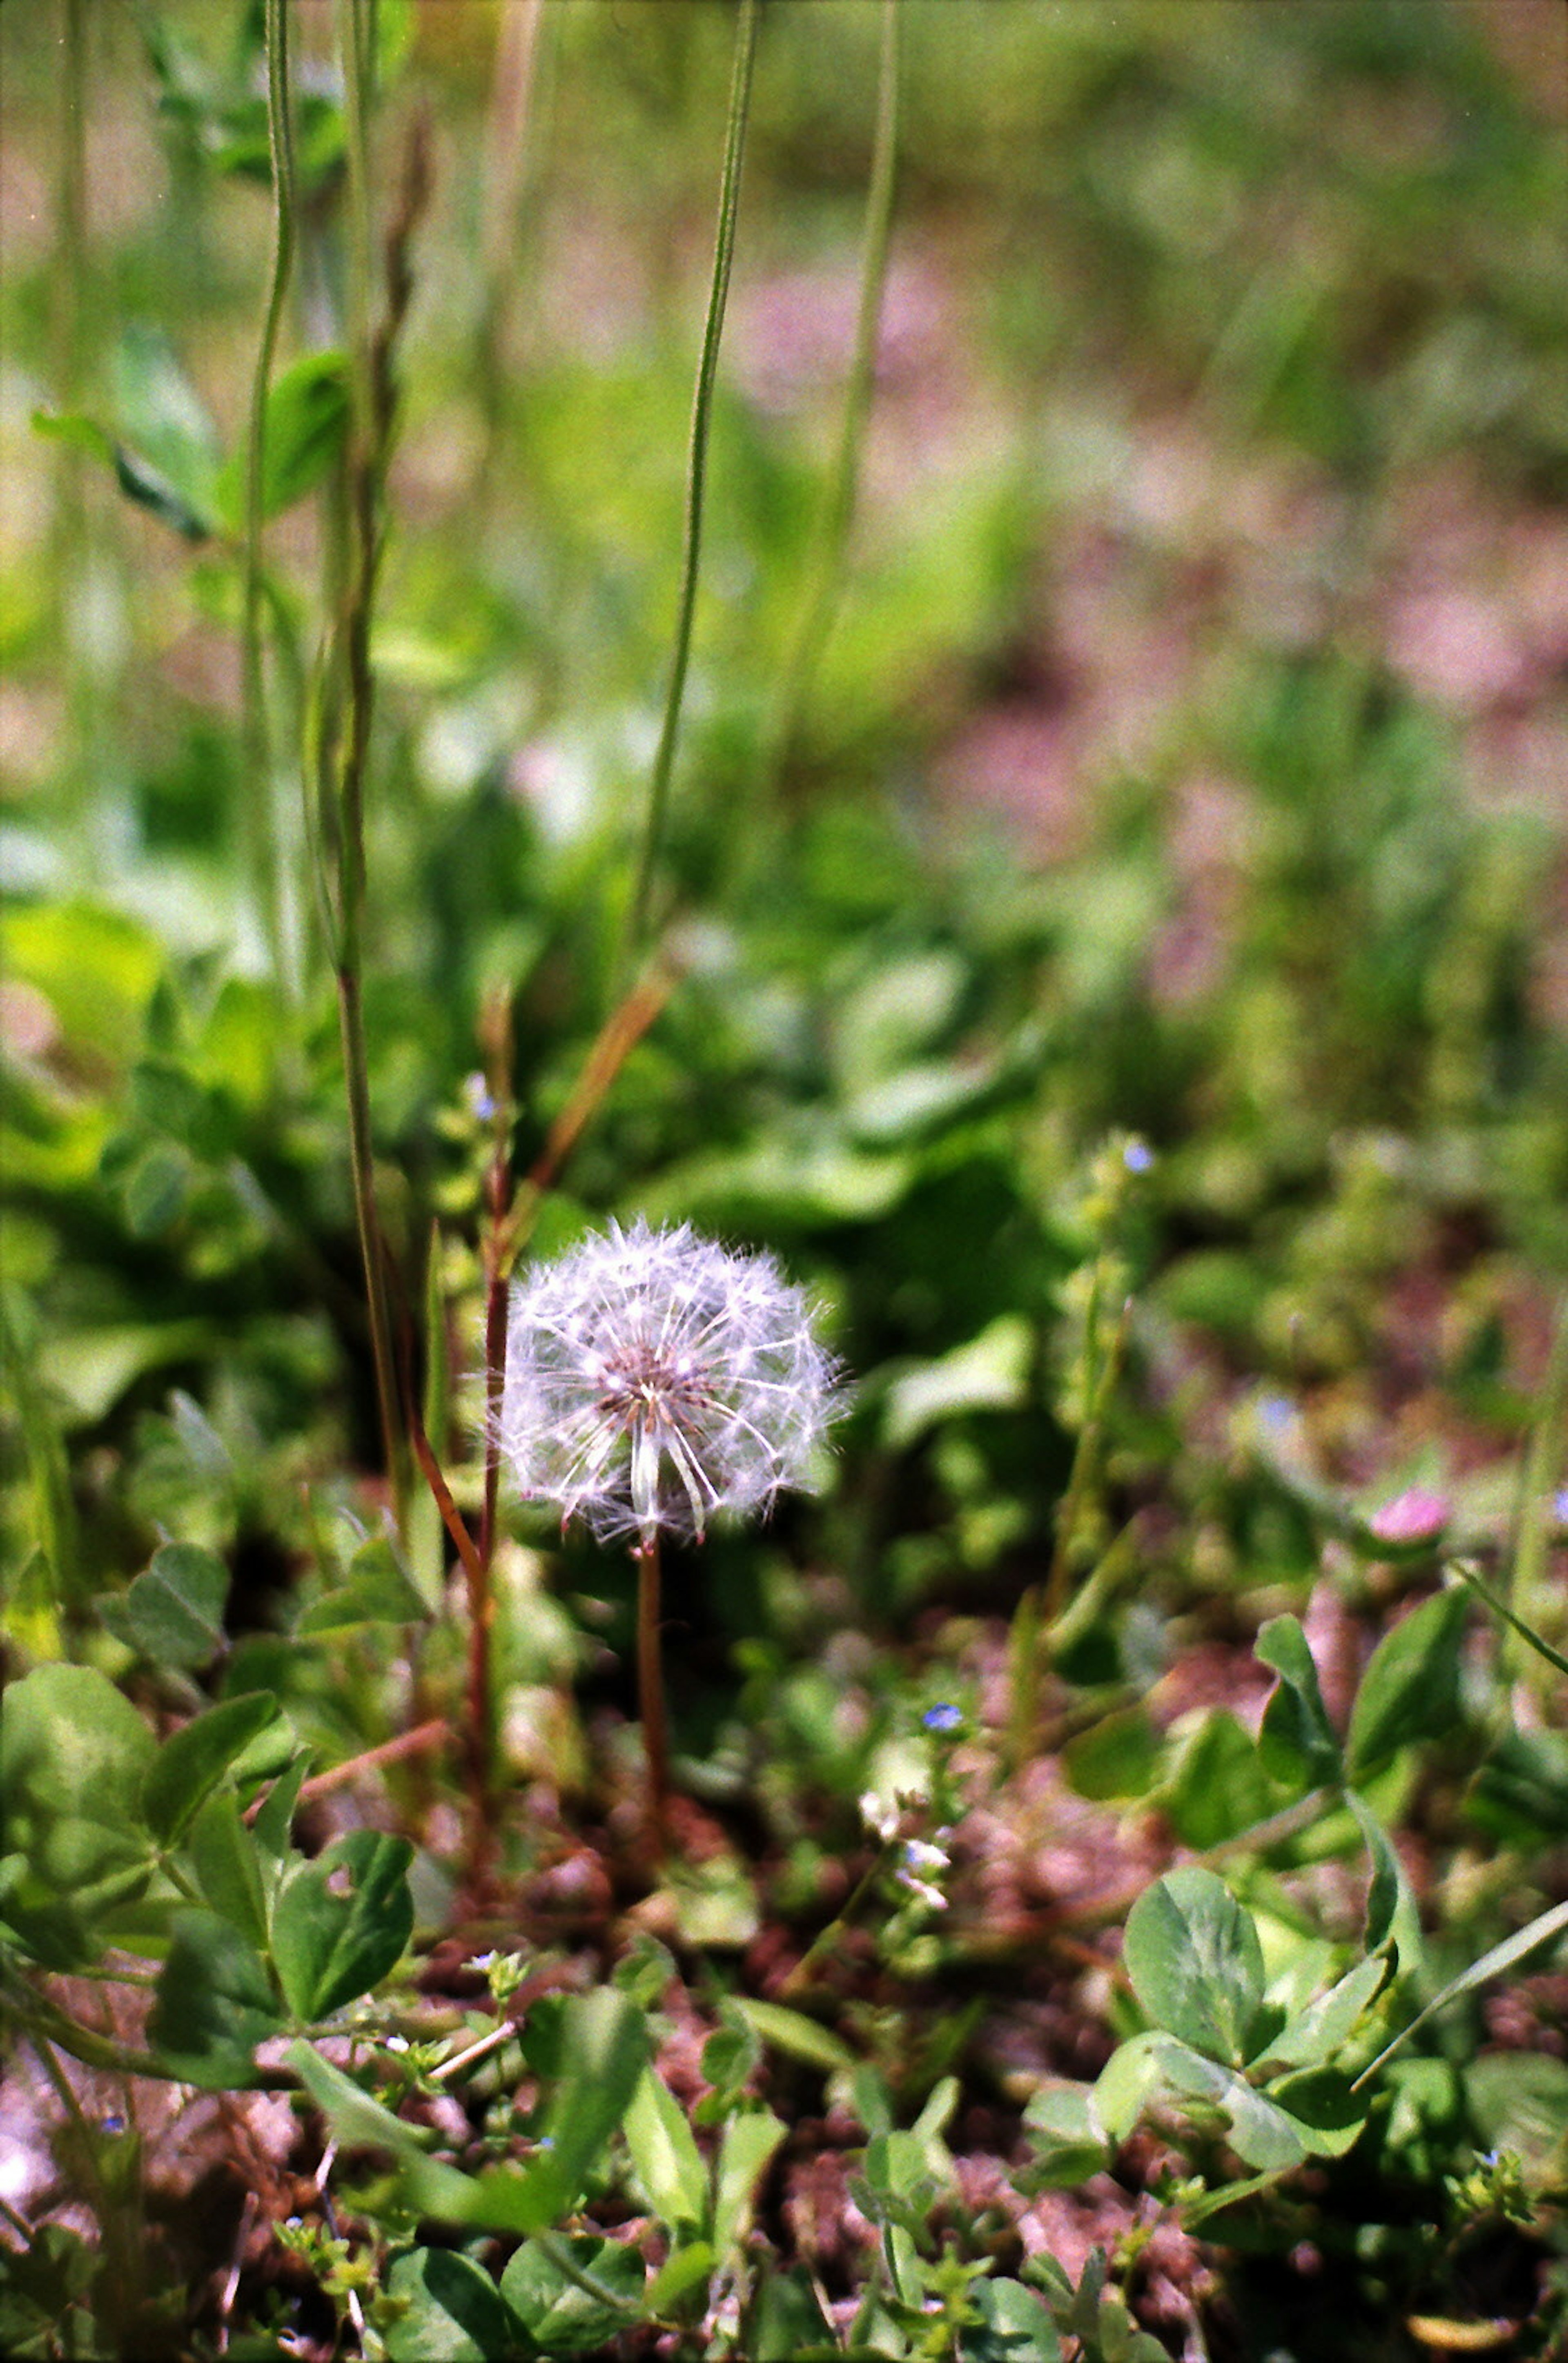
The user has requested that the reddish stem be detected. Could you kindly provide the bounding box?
[635,1532,670,1863]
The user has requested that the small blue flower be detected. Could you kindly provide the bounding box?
[1258,1394,1295,1434]
[463,1072,499,1123]
[922,1702,963,1734]
[1123,1138,1154,1175]
[1553,1488,1568,1531]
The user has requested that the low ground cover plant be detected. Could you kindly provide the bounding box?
[4,2,1568,2356]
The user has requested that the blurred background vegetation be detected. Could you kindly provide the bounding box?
[1,0,1566,1781]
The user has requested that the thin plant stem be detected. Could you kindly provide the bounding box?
[635,1530,671,1860]
[624,0,760,960]
[1506,1286,1568,1685]
[762,0,899,795]
[777,1838,900,2002]
[477,0,546,470]
[243,0,298,992]
[326,3,429,1524]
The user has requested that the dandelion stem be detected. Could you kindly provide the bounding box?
[635,1530,671,1860]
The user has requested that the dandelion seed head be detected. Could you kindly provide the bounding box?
[499,1217,841,1543]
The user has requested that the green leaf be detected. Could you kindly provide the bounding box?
[1022,2084,1109,2188]
[499,2237,646,2354]
[272,1831,414,2020]
[623,2067,708,2228]
[294,1536,428,1637]
[748,2265,834,2361]
[1467,1724,1568,1844]
[644,2241,716,2312]
[960,2277,1063,2362]
[111,1540,230,1668]
[186,1788,269,1949]
[148,1909,283,2088]
[0,1664,156,1955]
[516,1986,651,2227]
[1467,2052,1568,2182]
[1151,2040,1313,2172]
[729,1997,856,2076]
[1345,1585,1469,1779]
[881,1315,1034,1450]
[287,2040,430,2158]
[712,2107,786,2258]
[1163,1710,1290,1847]
[1354,1898,1568,2092]
[1256,1953,1391,2073]
[121,1141,195,1236]
[1346,1789,1406,1956]
[251,1754,310,1880]
[1062,1705,1162,1803]
[214,351,350,528]
[143,1692,280,1848]
[1123,1868,1266,2065]
[1256,1613,1342,1790]
[383,2247,516,2363]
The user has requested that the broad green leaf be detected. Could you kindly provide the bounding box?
[142,1692,280,1848]
[1094,2033,1171,2143]
[186,1788,269,1949]
[712,2107,786,2258]
[148,1910,283,2088]
[1354,1899,1568,2092]
[749,2265,834,2361]
[960,2276,1063,2362]
[1266,2068,1368,2159]
[1345,1585,1469,1779]
[1022,2084,1109,2188]
[508,1986,651,2227]
[1163,1710,1290,1847]
[272,1831,414,2020]
[107,1541,229,1668]
[111,323,220,511]
[0,1664,156,1928]
[251,1755,310,1900]
[881,1315,1033,1449]
[623,2067,708,2228]
[831,948,967,1089]
[294,1537,428,1637]
[383,2247,516,2363]
[214,351,349,528]
[1062,1704,1162,1802]
[499,2236,646,2354]
[1123,1868,1266,2065]
[1346,1788,1406,1956]
[1255,1953,1391,2073]
[1150,2040,1311,2172]
[730,1997,855,2075]
[1256,1614,1342,1789]
[287,2039,431,2158]
[1467,1724,1568,1844]
[1467,2052,1568,2182]
[644,2241,716,2312]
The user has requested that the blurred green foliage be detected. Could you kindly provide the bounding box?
[3,0,1568,2352]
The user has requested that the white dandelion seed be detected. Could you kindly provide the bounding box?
[499,1217,841,1546]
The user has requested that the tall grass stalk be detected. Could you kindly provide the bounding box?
[762,0,900,795]
[324,0,426,1525]
[241,0,298,993]
[624,0,760,960]
[1504,1287,1568,1693]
